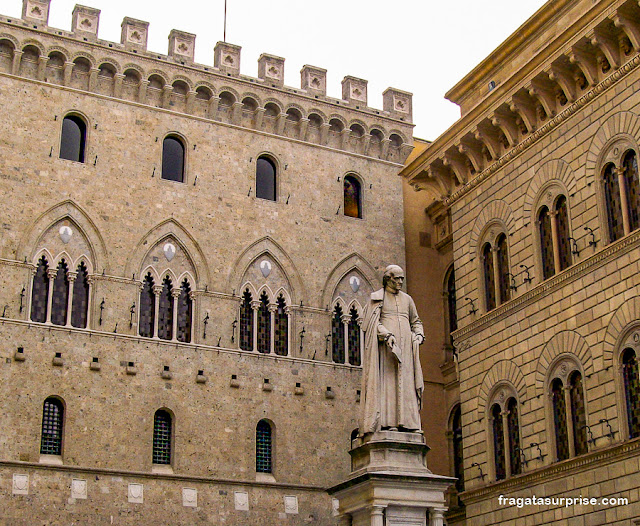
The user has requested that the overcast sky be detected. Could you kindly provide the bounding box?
[5,0,547,140]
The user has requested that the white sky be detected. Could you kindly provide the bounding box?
[5,0,547,140]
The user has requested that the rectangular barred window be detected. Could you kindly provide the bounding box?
[256,420,272,473]
[40,398,64,456]
[153,410,172,465]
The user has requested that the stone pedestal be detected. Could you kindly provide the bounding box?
[328,431,455,526]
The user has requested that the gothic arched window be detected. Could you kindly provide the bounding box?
[623,348,640,439]
[31,255,49,323]
[451,405,464,492]
[539,206,554,280]
[506,397,521,476]
[569,371,588,456]
[556,196,572,271]
[482,243,496,311]
[348,306,361,366]
[256,420,273,473]
[152,409,172,465]
[51,260,69,326]
[274,294,288,356]
[257,291,271,354]
[40,397,64,456]
[603,162,625,242]
[139,273,156,338]
[158,276,174,340]
[496,234,510,304]
[162,136,185,182]
[177,279,192,343]
[256,156,276,201]
[551,378,569,461]
[332,304,345,363]
[344,175,362,218]
[624,150,640,231]
[240,289,254,352]
[491,403,506,481]
[60,115,86,163]
[71,261,90,328]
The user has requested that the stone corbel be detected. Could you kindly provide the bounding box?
[443,154,467,185]
[527,82,556,120]
[114,73,125,98]
[474,128,499,161]
[509,96,537,133]
[490,114,517,148]
[613,12,640,52]
[37,55,49,81]
[161,85,173,109]
[458,143,483,174]
[589,28,620,69]
[548,64,576,103]
[185,90,197,114]
[88,67,100,92]
[569,47,599,86]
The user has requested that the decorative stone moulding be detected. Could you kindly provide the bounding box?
[301,65,327,96]
[234,491,249,511]
[72,5,101,41]
[284,495,299,514]
[342,76,368,106]
[258,53,285,87]
[182,488,197,507]
[214,41,241,77]
[169,29,196,63]
[120,17,149,51]
[12,474,29,495]
[22,0,50,25]
[128,483,143,504]
[383,87,413,121]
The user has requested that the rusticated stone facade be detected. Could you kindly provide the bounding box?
[402,0,640,525]
[0,0,415,523]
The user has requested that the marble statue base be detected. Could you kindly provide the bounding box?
[327,431,455,526]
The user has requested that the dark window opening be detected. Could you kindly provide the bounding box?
[552,378,569,461]
[240,289,254,351]
[492,403,506,481]
[139,273,155,338]
[256,157,276,201]
[507,397,521,476]
[257,291,270,353]
[60,115,86,163]
[256,420,272,473]
[603,162,624,242]
[158,276,174,340]
[344,175,362,218]
[177,279,192,343]
[162,136,185,182]
[482,243,496,311]
[40,397,64,456]
[152,409,172,465]
[51,259,69,326]
[539,206,554,280]
[569,371,588,456]
[274,294,288,356]
[31,255,49,323]
[332,304,345,363]
[71,261,89,328]
[623,348,640,439]
[556,196,572,271]
[347,306,361,366]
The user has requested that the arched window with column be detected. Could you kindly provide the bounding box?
[482,243,495,311]
[71,261,90,328]
[257,291,271,354]
[601,147,640,243]
[491,403,506,481]
[536,190,573,280]
[622,347,640,439]
[50,259,70,326]
[569,371,588,456]
[31,255,50,323]
[274,294,288,356]
[40,397,64,457]
[332,304,345,363]
[240,289,254,352]
[177,279,192,343]
[60,114,87,163]
[139,273,156,338]
[487,385,522,480]
[157,276,174,341]
[539,206,554,280]
[347,305,361,366]
[551,378,569,461]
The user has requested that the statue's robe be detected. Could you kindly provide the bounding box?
[359,288,424,434]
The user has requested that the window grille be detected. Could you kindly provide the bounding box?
[623,348,640,438]
[158,276,173,340]
[162,136,185,182]
[139,273,155,338]
[257,292,270,353]
[256,420,272,473]
[603,163,624,242]
[482,243,496,311]
[177,279,192,343]
[256,157,276,201]
[343,175,362,218]
[152,410,172,464]
[60,115,86,163]
[51,260,69,326]
[31,255,49,323]
[507,397,521,476]
[274,295,288,356]
[240,289,253,351]
[555,196,572,271]
[551,378,569,461]
[348,306,361,366]
[496,234,510,304]
[40,397,64,456]
[569,371,588,456]
[491,404,506,481]
[624,151,640,231]
[332,304,345,363]
[539,206,554,279]
[452,406,464,492]
[71,261,89,328]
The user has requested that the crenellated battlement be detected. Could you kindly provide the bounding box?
[0,0,414,162]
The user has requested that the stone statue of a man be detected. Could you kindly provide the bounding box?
[359,265,424,434]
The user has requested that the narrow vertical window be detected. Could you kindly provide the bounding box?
[40,397,64,456]
[569,371,588,456]
[332,304,345,363]
[71,261,89,328]
[139,273,155,338]
[157,276,173,340]
[539,206,554,279]
[452,405,464,492]
[31,255,49,323]
[177,279,192,343]
[162,136,185,182]
[256,156,276,201]
[507,397,521,476]
[60,115,86,163]
[257,291,270,353]
[555,196,572,271]
[446,268,457,345]
[623,151,640,231]
[343,175,362,218]
[274,294,288,356]
[496,234,510,304]
[152,410,172,465]
[491,404,506,481]
[603,163,624,242]
[51,260,69,326]
[348,306,361,366]
[551,378,569,461]
[622,348,640,439]
[256,420,273,473]
[240,289,254,352]
[482,243,495,311]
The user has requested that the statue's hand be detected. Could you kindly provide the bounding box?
[413,333,424,345]
[386,335,396,349]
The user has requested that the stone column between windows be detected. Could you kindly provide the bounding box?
[88,67,100,92]
[370,505,385,526]
[342,314,351,364]
[161,84,173,109]
[65,271,77,327]
[63,61,74,87]
[300,118,310,141]
[137,79,149,104]
[429,507,447,526]
[340,128,350,149]
[254,107,265,129]
[231,101,243,125]
[11,50,23,76]
[251,300,260,353]
[171,289,181,342]
[276,113,287,135]
[564,385,576,458]
[152,285,163,339]
[114,73,125,98]
[616,166,632,236]
[320,122,331,145]
[268,303,277,354]
[549,209,562,274]
[501,408,512,478]
[491,245,501,306]
[46,268,58,324]
[185,90,196,114]
[37,55,49,81]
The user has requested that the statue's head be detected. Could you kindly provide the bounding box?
[382,265,405,293]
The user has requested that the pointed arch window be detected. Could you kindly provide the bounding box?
[348,306,361,366]
[343,175,362,218]
[482,243,496,311]
[256,156,276,201]
[71,261,89,328]
[257,291,271,354]
[506,397,521,476]
[274,294,288,356]
[162,136,185,182]
[551,378,570,461]
[40,397,64,456]
[240,289,254,352]
[256,420,273,473]
[491,403,506,481]
[139,273,156,338]
[622,348,640,439]
[30,255,49,323]
[332,304,345,363]
[569,371,588,456]
[451,405,464,492]
[60,115,86,163]
[496,234,510,304]
[177,279,192,343]
[51,260,69,326]
[556,196,572,271]
[152,409,172,465]
[539,206,554,280]
[158,276,174,340]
